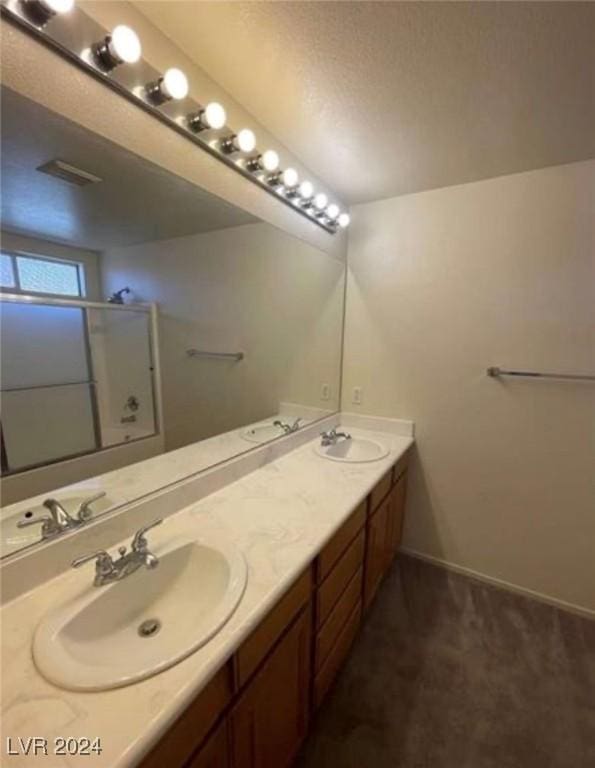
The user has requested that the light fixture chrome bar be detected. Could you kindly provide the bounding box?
[1,380,96,393]
[487,367,595,382]
[186,349,244,362]
[1,4,342,235]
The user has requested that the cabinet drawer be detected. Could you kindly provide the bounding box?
[235,567,312,689]
[315,566,363,672]
[363,495,390,612]
[314,601,362,709]
[316,500,366,584]
[387,470,407,563]
[370,469,392,512]
[392,447,411,486]
[316,530,365,628]
[139,664,232,768]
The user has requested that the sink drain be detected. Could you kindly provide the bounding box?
[138,618,161,638]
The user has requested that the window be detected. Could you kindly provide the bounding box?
[0,253,15,288]
[0,251,84,297]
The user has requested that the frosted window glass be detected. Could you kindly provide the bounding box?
[16,256,81,296]
[0,253,15,288]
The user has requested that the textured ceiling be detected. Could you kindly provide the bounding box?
[0,88,255,250]
[135,1,595,204]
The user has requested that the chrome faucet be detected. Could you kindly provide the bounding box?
[71,519,162,587]
[320,428,352,447]
[76,492,107,522]
[273,417,303,434]
[17,492,106,540]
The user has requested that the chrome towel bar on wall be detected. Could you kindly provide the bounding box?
[186,349,244,362]
[487,367,595,382]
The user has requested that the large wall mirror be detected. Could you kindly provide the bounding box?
[0,86,345,558]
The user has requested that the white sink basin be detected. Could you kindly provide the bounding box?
[33,536,247,691]
[1,493,114,558]
[315,437,389,463]
[241,423,287,444]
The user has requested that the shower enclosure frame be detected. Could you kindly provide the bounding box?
[0,292,163,476]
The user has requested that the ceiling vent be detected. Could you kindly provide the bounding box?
[36,159,103,187]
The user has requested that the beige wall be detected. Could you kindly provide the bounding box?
[101,222,345,451]
[342,161,595,614]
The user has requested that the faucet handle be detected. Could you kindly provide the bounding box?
[132,519,163,552]
[71,549,114,573]
[17,514,51,529]
[76,491,107,521]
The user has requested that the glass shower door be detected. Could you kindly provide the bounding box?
[0,301,98,471]
[87,308,156,448]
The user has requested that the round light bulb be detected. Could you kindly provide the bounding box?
[282,168,299,188]
[204,102,226,130]
[261,150,280,173]
[110,25,141,64]
[237,129,256,153]
[162,68,189,100]
[42,0,74,13]
[326,203,340,220]
[338,213,351,228]
[314,193,328,211]
[299,181,313,200]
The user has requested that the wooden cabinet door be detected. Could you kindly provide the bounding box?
[188,720,229,768]
[386,470,407,565]
[230,607,311,768]
[363,496,390,611]
[139,665,232,768]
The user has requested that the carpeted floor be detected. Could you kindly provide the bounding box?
[297,554,595,768]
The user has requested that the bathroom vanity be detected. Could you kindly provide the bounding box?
[142,449,409,768]
[0,424,413,768]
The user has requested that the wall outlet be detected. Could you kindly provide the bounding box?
[321,383,330,401]
[352,386,363,405]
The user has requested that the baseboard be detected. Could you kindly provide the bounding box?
[400,547,595,621]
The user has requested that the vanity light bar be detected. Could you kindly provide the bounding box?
[187,102,227,132]
[145,67,189,105]
[92,24,142,72]
[4,1,350,234]
[20,0,73,27]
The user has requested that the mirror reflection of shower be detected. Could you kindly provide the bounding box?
[0,294,159,474]
[108,287,131,304]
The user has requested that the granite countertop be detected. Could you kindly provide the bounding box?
[0,405,328,538]
[1,427,413,767]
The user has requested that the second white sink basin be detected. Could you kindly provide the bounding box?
[241,423,287,444]
[33,536,247,691]
[315,437,389,463]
